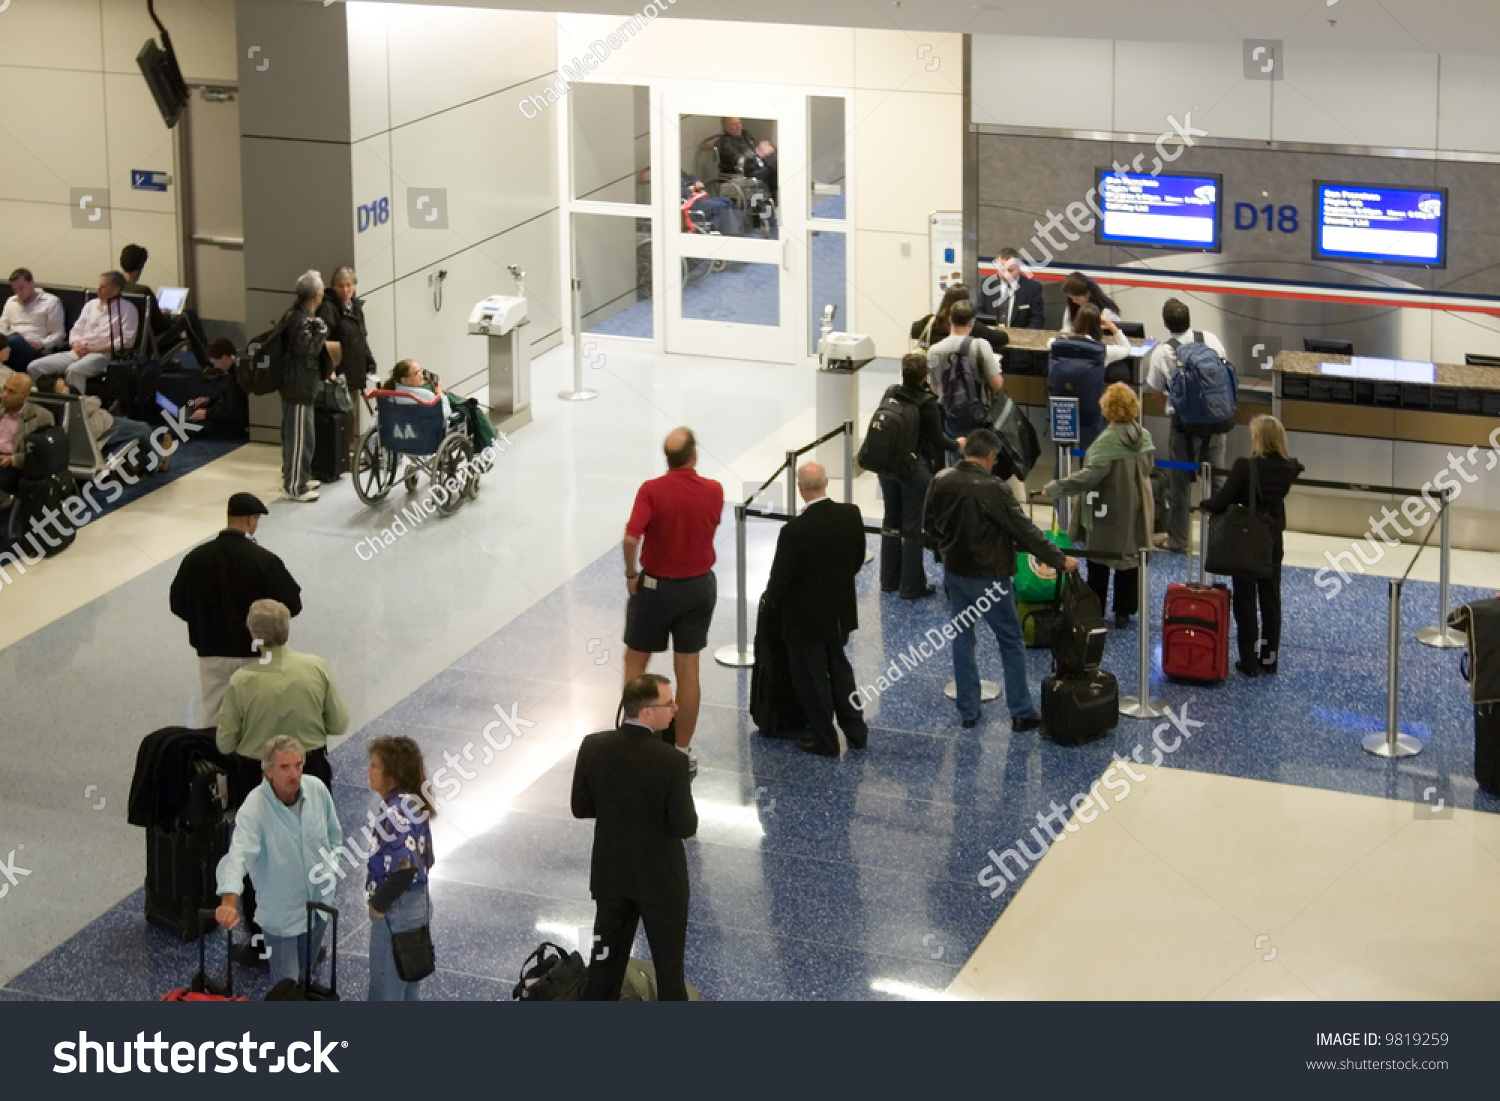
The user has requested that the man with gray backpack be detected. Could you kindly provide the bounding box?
[1145,298,1237,554]
[928,300,1004,467]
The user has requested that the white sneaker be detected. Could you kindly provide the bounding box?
[289,489,320,502]
[308,480,321,490]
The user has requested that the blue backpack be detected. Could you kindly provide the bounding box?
[1167,332,1237,435]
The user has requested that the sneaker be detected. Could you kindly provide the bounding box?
[289,489,320,503]
[307,480,321,490]
[1011,713,1042,733]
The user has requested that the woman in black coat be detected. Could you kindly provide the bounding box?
[317,265,378,399]
[1202,414,1304,677]
[878,353,962,599]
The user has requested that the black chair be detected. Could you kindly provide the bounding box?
[1117,321,1146,339]
[1464,354,1500,368]
[1304,337,1354,356]
[42,285,88,336]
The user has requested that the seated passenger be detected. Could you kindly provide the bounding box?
[26,271,139,392]
[121,243,211,367]
[700,116,762,176]
[911,284,1008,355]
[681,173,742,236]
[0,268,67,373]
[750,140,778,193]
[0,372,54,503]
[35,372,162,471]
[386,359,498,452]
[182,339,250,440]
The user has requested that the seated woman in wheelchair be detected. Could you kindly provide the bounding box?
[384,358,498,452]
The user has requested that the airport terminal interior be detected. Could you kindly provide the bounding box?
[3,0,1500,1002]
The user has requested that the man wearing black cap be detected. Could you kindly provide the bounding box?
[170,493,303,726]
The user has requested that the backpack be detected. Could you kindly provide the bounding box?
[990,395,1040,480]
[235,312,294,396]
[1167,331,1237,435]
[1047,338,1108,448]
[938,337,988,431]
[858,389,922,478]
[1051,571,1107,675]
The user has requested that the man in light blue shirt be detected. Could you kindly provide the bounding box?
[216,735,343,987]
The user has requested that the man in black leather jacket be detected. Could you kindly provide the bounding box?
[925,429,1078,730]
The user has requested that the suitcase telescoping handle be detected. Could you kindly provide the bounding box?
[197,908,234,997]
[305,901,338,995]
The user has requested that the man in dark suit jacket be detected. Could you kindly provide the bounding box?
[572,673,699,1000]
[993,250,1047,329]
[764,461,870,757]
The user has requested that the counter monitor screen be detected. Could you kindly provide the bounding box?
[1095,170,1222,252]
[1313,183,1448,268]
[1318,357,1437,384]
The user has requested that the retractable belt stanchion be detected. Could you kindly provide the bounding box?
[1417,486,1464,648]
[785,450,799,518]
[558,274,598,403]
[1364,578,1422,758]
[1119,546,1167,719]
[714,503,755,668]
[1055,445,1072,531]
[843,420,855,505]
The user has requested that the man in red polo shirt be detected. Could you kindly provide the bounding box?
[623,427,724,777]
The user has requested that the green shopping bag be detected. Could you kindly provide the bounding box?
[1013,528,1071,605]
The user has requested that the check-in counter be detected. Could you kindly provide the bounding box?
[1270,351,1500,550]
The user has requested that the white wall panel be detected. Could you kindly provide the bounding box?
[971,36,1114,131]
[0,0,100,72]
[347,3,391,144]
[104,73,178,217]
[384,5,556,129]
[853,28,963,95]
[0,70,108,207]
[852,89,961,236]
[1432,310,1500,366]
[388,76,558,282]
[1273,50,1438,149]
[351,134,396,293]
[1438,55,1500,155]
[854,228,927,359]
[0,200,113,289]
[1113,40,1270,142]
[102,0,238,83]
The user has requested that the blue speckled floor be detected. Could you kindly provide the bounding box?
[6,502,1492,1001]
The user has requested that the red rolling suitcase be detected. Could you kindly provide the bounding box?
[161,910,247,1001]
[1162,523,1230,683]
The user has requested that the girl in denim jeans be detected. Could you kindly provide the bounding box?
[366,736,436,1001]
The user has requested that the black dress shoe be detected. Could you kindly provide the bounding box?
[1235,659,1259,678]
[1260,662,1279,675]
[881,585,899,593]
[796,736,839,757]
[1011,713,1042,733]
[844,724,869,749]
[961,717,978,729]
[1114,614,1131,630]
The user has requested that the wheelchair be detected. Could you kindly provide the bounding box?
[353,389,483,515]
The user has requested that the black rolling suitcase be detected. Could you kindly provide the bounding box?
[9,472,79,553]
[1040,669,1119,745]
[311,407,348,482]
[264,902,341,1000]
[1477,703,1500,796]
[145,757,232,940]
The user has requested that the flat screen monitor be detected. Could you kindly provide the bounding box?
[1313,183,1448,268]
[1095,170,1222,252]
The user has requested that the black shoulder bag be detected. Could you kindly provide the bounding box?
[1203,460,1275,579]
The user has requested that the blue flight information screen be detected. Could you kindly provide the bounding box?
[1096,171,1222,251]
[1314,183,1447,267]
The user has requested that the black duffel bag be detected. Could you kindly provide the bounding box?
[1203,462,1274,579]
[512,941,586,1001]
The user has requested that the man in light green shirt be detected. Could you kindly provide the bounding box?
[218,598,348,806]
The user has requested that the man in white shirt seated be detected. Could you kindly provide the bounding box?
[1144,297,1230,554]
[25,271,138,393]
[0,268,67,373]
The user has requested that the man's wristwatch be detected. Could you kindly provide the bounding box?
[626,571,639,580]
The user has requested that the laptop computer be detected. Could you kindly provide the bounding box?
[155,392,181,419]
[155,286,189,315]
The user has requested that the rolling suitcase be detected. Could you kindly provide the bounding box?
[161,910,246,1001]
[1041,669,1119,745]
[1477,703,1500,797]
[311,407,348,482]
[264,902,340,1000]
[1162,525,1230,682]
[10,472,79,554]
[145,757,232,941]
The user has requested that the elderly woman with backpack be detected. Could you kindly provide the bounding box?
[862,353,963,600]
[1042,382,1156,630]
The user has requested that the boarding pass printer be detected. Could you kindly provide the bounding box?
[815,322,876,480]
[468,267,533,433]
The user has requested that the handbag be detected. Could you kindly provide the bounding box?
[1204,460,1275,579]
[387,885,435,982]
[315,376,353,413]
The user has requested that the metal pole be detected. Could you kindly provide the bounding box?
[558,273,599,402]
[714,504,755,668]
[1120,547,1167,719]
[843,420,854,505]
[1418,488,1464,648]
[1363,578,1422,758]
[785,450,799,518]
[1196,461,1213,580]
[1055,445,1072,531]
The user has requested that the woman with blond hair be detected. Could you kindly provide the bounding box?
[1043,382,1156,629]
[1202,415,1304,676]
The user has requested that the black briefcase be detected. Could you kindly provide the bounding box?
[1041,670,1119,745]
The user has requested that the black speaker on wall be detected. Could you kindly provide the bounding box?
[137,0,190,129]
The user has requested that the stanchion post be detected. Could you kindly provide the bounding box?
[1197,461,1213,576]
[1055,445,1072,531]
[1120,547,1167,719]
[1417,486,1464,648]
[785,450,799,518]
[714,504,755,668]
[1362,578,1422,758]
[558,274,599,402]
[843,420,855,505]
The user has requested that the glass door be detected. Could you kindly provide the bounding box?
[662,91,805,362]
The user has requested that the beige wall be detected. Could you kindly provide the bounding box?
[0,0,236,290]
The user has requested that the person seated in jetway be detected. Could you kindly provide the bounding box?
[35,371,167,474]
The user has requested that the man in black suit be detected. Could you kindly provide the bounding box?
[764,461,870,757]
[992,249,1047,329]
[572,673,699,1000]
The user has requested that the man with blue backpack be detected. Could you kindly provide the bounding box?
[1145,299,1238,554]
[928,300,1004,467]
